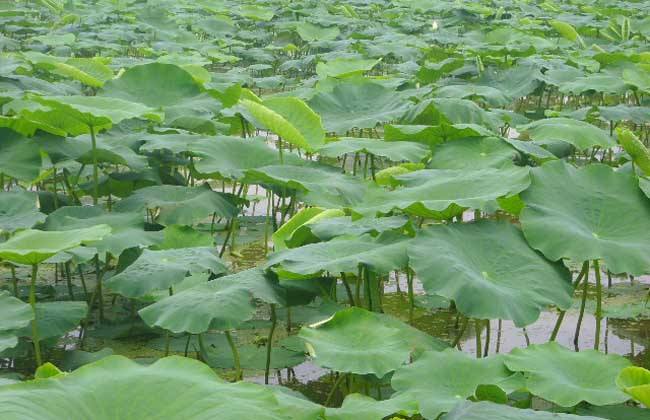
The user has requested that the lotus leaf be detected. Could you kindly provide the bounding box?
[520,160,650,275]
[408,221,573,326]
[299,307,445,377]
[391,349,521,419]
[616,366,650,406]
[0,190,45,233]
[504,342,631,407]
[0,225,111,265]
[105,247,227,298]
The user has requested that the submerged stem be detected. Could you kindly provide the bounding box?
[225,330,242,381]
[29,264,42,367]
[264,304,277,384]
[573,261,590,350]
[594,260,603,350]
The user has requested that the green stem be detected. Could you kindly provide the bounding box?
[264,304,277,384]
[452,315,468,348]
[11,265,17,297]
[325,373,347,407]
[496,319,502,353]
[550,261,589,341]
[594,260,603,350]
[30,264,42,367]
[406,268,414,324]
[340,273,355,306]
[573,261,590,350]
[225,330,242,381]
[475,320,482,358]
[64,262,74,300]
[483,319,490,357]
[89,125,99,206]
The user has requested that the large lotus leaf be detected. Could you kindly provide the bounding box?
[32,95,163,131]
[429,137,517,170]
[101,63,202,107]
[504,342,631,407]
[435,84,511,107]
[296,22,340,42]
[114,185,238,226]
[308,79,414,134]
[391,349,521,419]
[318,138,429,162]
[519,118,615,150]
[401,98,499,131]
[0,291,33,332]
[203,344,304,370]
[0,190,45,233]
[240,97,325,152]
[616,366,650,406]
[272,207,342,251]
[44,206,160,257]
[0,355,320,419]
[244,164,368,208]
[326,393,418,420]
[384,125,445,148]
[558,74,627,95]
[28,54,113,88]
[316,58,380,79]
[355,166,530,218]
[0,291,33,351]
[139,280,255,334]
[267,233,409,277]
[17,301,87,340]
[192,136,303,179]
[520,160,650,275]
[408,221,572,326]
[139,132,209,154]
[0,128,42,181]
[74,134,148,171]
[0,225,111,265]
[302,215,411,243]
[105,247,227,298]
[442,401,604,420]
[503,138,557,161]
[299,307,444,377]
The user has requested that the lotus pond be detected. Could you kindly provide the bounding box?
[1,0,650,419]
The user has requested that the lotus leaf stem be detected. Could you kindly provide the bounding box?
[593,259,603,350]
[29,264,42,367]
[225,330,242,381]
[264,303,277,384]
[573,261,590,350]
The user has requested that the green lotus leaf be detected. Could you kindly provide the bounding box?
[44,206,160,257]
[623,65,650,93]
[442,401,604,420]
[0,128,42,181]
[355,166,530,218]
[101,63,202,107]
[598,105,650,125]
[139,279,255,334]
[0,291,33,332]
[28,54,113,88]
[504,342,631,407]
[384,124,446,148]
[391,349,521,419]
[203,344,304,370]
[503,138,557,161]
[105,247,227,298]
[268,233,409,277]
[0,355,320,419]
[154,225,214,250]
[520,160,650,275]
[0,190,45,233]
[617,128,650,176]
[114,185,239,226]
[192,136,303,179]
[299,307,445,377]
[240,97,325,152]
[576,404,648,420]
[519,118,615,150]
[305,215,411,243]
[308,79,414,134]
[0,225,111,265]
[31,95,163,132]
[17,301,87,340]
[316,58,381,79]
[0,291,33,351]
[318,138,429,162]
[326,393,418,420]
[401,98,499,131]
[296,22,340,42]
[272,207,339,251]
[435,84,511,107]
[408,221,573,326]
[429,137,517,170]
[244,164,368,208]
[616,366,650,406]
